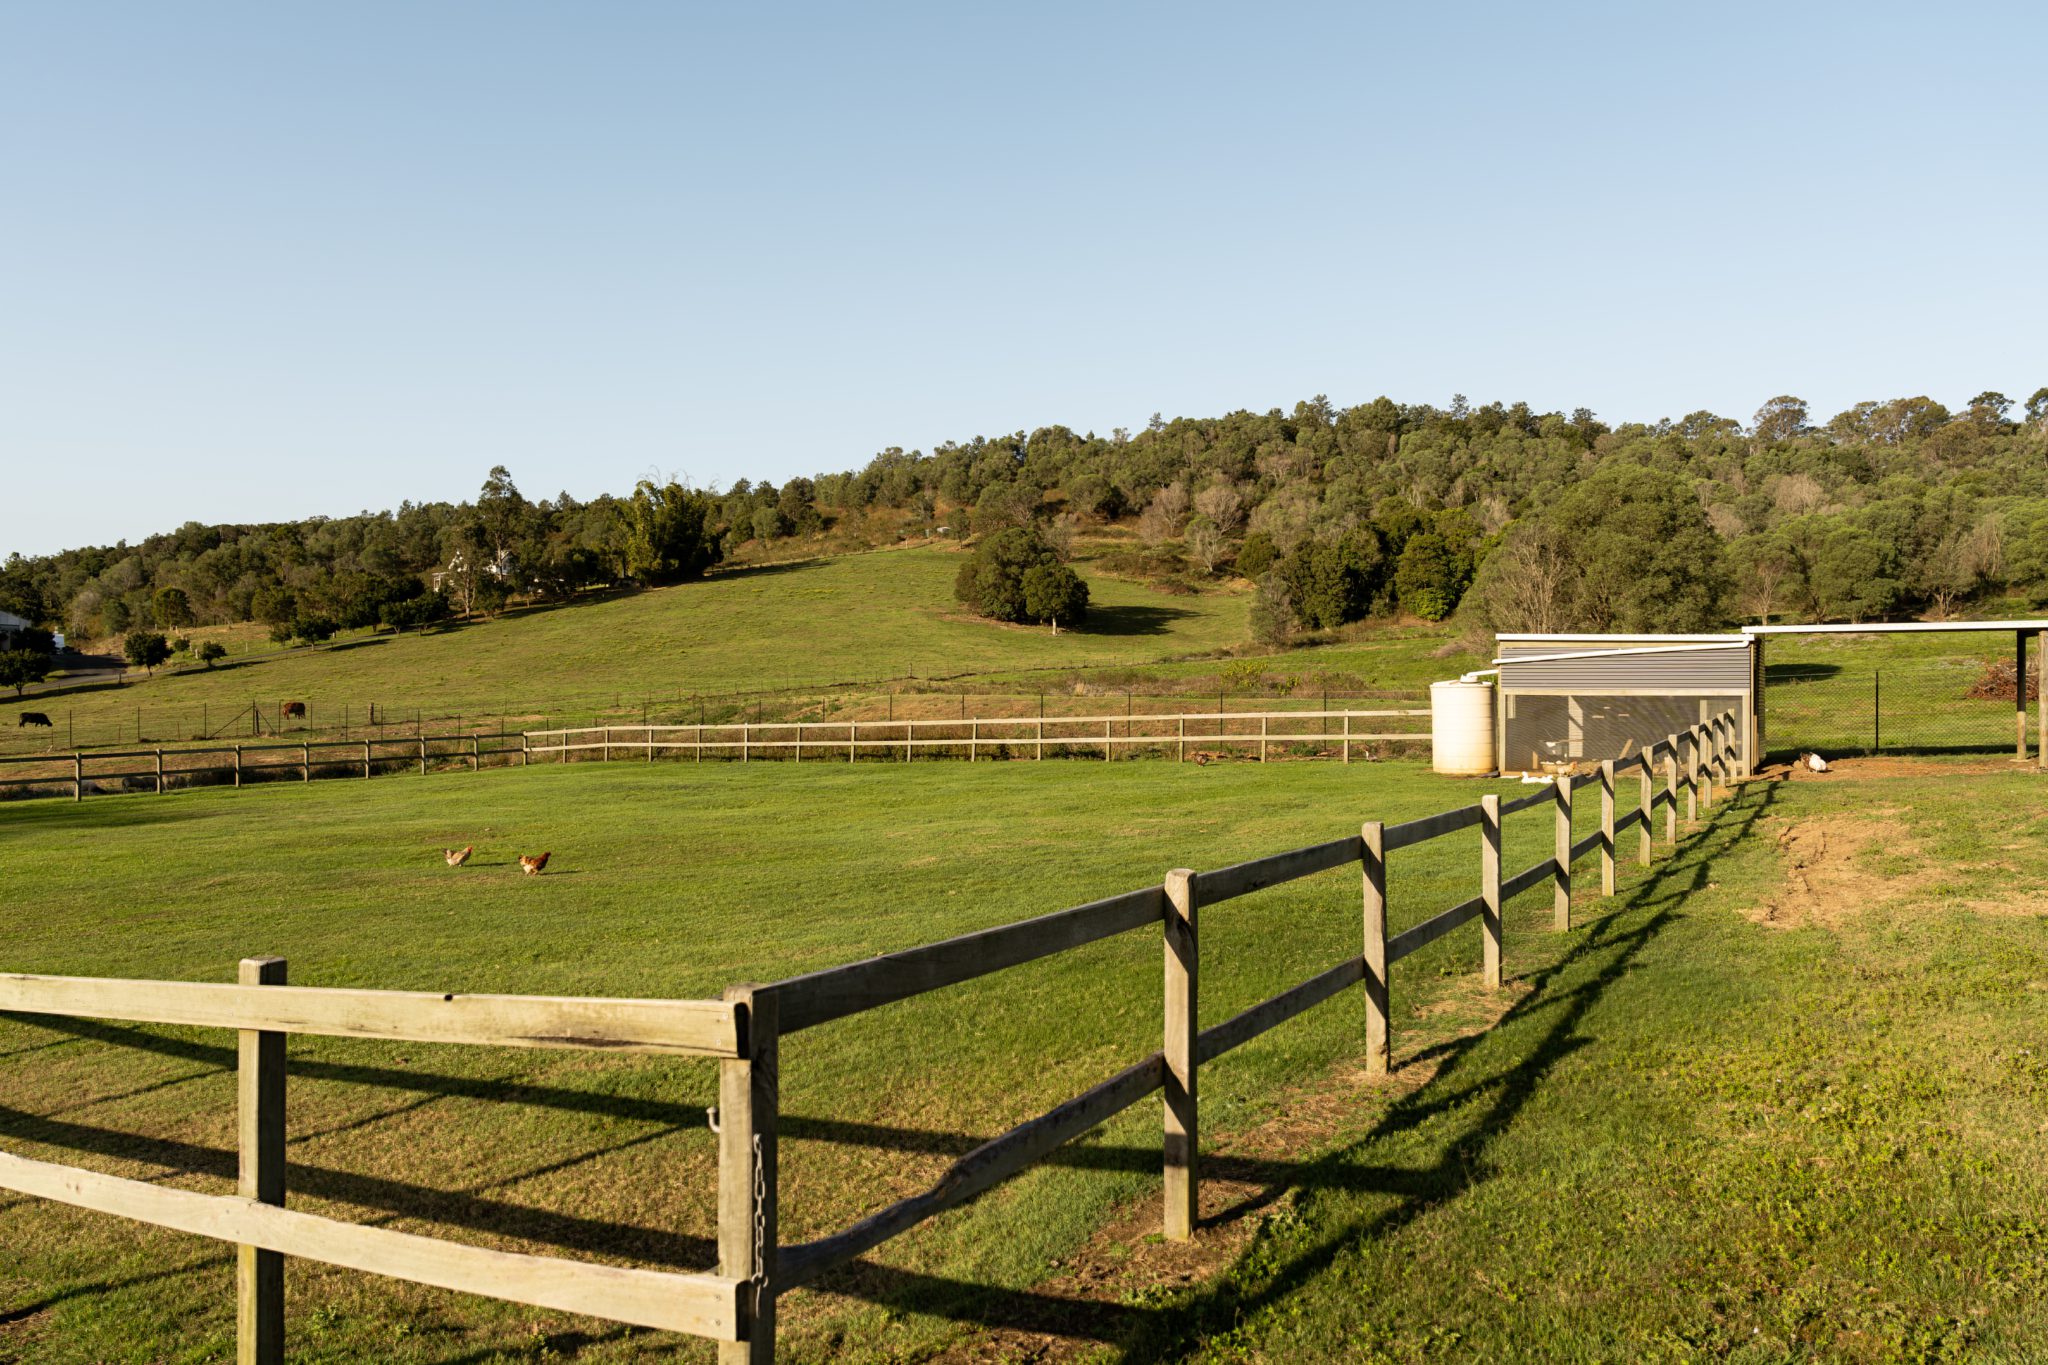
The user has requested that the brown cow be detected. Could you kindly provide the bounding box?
[282,701,307,720]
[18,712,52,727]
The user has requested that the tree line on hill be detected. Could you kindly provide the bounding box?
[3,388,2047,660]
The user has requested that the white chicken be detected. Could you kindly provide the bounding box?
[1803,751,1829,774]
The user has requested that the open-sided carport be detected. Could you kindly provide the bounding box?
[1744,620,2048,766]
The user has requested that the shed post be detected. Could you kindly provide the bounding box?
[2021,631,2031,762]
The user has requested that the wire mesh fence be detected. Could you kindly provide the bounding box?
[1765,656,2038,759]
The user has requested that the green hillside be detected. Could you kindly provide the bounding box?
[11,548,1254,749]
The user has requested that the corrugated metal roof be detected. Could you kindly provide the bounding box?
[1743,621,2048,635]
[1497,632,1744,644]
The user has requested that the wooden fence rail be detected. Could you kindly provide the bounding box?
[524,708,1430,767]
[0,711,1736,1362]
[0,732,521,802]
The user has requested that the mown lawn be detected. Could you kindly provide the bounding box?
[7,734,2048,1362]
[0,755,1564,1363]
[1116,758,2048,1363]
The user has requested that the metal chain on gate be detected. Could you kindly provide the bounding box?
[750,1133,769,1308]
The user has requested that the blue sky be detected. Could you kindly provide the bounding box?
[3,2,2043,556]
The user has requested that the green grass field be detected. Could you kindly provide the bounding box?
[6,754,2048,1361]
[0,756,1558,1362]
[8,549,1256,754]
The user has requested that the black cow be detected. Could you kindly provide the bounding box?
[18,712,52,728]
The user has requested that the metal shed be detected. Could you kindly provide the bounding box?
[1494,633,1756,776]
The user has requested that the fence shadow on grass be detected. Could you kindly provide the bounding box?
[0,781,1780,1356]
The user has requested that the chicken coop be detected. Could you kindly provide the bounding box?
[1493,633,1757,776]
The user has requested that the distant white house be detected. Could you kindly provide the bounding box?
[430,550,515,592]
[0,610,31,649]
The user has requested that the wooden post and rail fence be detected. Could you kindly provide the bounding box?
[521,707,1429,766]
[0,710,1740,1360]
[0,709,1428,804]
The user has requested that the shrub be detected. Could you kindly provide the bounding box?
[1236,531,1278,580]
[197,641,228,668]
[1249,572,1295,646]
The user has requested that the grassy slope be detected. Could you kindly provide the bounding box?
[0,757,1554,1363]
[7,549,1251,751]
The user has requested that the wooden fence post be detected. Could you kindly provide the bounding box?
[417,736,427,777]
[604,726,613,763]
[154,748,164,795]
[1599,759,1616,896]
[1664,737,1678,844]
[301,743,310,783]
[968,720,975,763]
[1636,756,1652,866]
[1685,727,1698,822]
[848,723,857,763]
[1163,868,1198,1240]
[1036,717,1044,761]
[1480,793,1502,989]
[237,955,287,1365]
[1259,714,1268,763]
[1361,821,1389,1076]
[1696,724,1712,810]
[1178,715,1185,763]
[233,744,243,789]
[2019,631,2029,761]
[795,723,804,765]
[718,984,779,1365]
[475,736,483,772]
[361,740,371,779]
[743,724,751,764]
[1553,773,1572,930]
[1342,713,1351,764]
[73,753,82,802]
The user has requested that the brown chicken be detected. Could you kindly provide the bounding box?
[519,852,552,876]
[443,845,473,868]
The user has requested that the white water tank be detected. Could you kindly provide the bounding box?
[1430,679,1497,776]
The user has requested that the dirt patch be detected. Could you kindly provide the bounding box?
[1753,811,1937,928]
[1758,754,2033,782]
